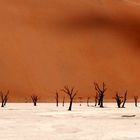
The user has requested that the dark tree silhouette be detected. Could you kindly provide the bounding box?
[94,82,107,108]
[0,90,9,107]
[122,91,127,108]
[31,95,38,106]
[55,91,59,107]
[134,96,138,107]
[61,86,77,111]
[114,91,127,108]
[95,92,98,106]
[62,96,65,107]
[3,91,9,106]
[87,97,90,107]
[115,93,123,108]
[1,93,5,107]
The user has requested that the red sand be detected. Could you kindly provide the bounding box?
[0,0,140,101]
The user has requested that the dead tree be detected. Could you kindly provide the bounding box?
[87,97,90,107]
[3,91,9,106]
[94,82,107,108]
[122,91,127,108]
[134,96,138,107]
[1,92,5,107]
[95,92,98,106]
[115,93,122,108]
[0,90,9,107]
[55,91,59,107]
[31,95,38,106]
[62,96,65,107]
[61,86,77,111]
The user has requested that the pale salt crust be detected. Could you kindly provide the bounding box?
[0,103,140,140]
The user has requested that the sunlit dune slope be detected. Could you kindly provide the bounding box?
[0,0,140,101]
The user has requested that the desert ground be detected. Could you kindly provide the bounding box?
[0,103,140,140]
[1,0,140,100]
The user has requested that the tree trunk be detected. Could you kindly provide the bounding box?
[100,99,103,108]
[135,102,137,107]
[122,92,127,108]
[122,100,126,108]
[95,96,97,106]
[117,102,121,108]
[68,99,73,111]
[117,100,121,108]
[99,95,103,107]
[134,96,138,107]
[62,97,65,107]
[62,102,64,107]
[122,97,127,108]
[98,98,101,106]
[34,102,37,106]
[1,102,4,107]
[134,99,137,107]
[56,100,58,107]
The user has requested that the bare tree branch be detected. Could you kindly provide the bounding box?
[94,82,106,108]
[31,95,38,106]
[134,96,138,107]
[61,85,78,111]
[0,90,9,107]
[55,90,59,107]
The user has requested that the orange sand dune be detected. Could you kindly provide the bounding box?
[0,0,140,101]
